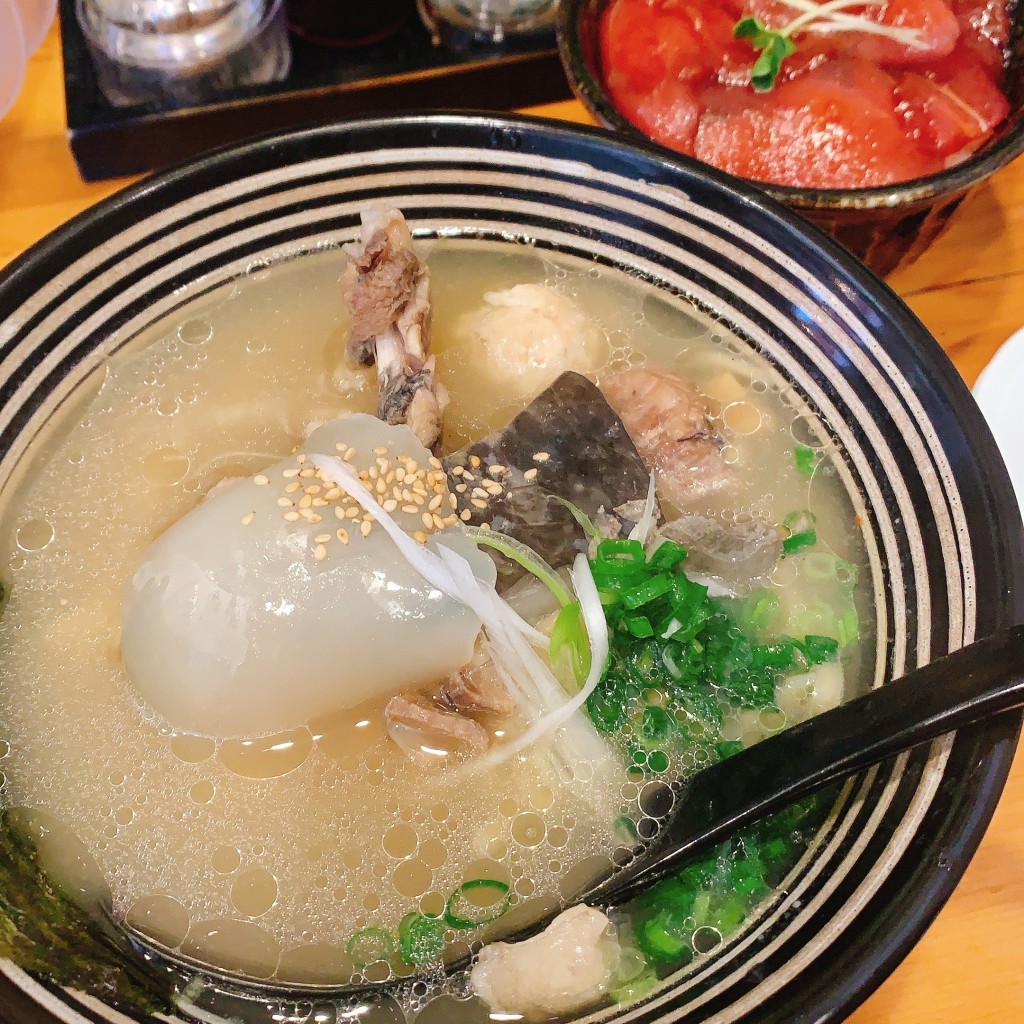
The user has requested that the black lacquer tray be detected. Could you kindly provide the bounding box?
[59,0,572,181]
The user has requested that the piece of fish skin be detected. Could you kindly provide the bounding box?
[444,372,650,585]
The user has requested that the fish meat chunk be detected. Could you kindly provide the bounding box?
[444,372,650,586]
[471,904,620,1019]
[602,364,733,510]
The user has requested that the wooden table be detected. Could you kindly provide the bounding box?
[2,27,1023,1024]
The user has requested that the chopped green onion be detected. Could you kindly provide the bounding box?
[597,539,646,563]
[782,529,817,556]
[648,539,688,570]
[799,634,840,666]
[552,495,602,541]
[397,912,445,965]
[462,526,572,607]
[444,879,512,930]
[346,927,394,967]
[622,573,674,610]
[550,601,592,686]
[783,509,817,533]
[793,444,819,478]
[625,614,655,638]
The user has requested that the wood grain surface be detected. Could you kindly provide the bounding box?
[1,28,1022,1024]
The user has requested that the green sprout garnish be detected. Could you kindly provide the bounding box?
[734,17,797,93]
[733,1,929,92]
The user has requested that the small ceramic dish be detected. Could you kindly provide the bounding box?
[556,0,1024,275]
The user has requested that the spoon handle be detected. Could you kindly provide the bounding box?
[596,622,1024,907]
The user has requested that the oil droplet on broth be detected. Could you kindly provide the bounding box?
[189,780,215,804]
[512,812,545,848]
[218,727,313,778]
[310,700,387,762]
[142,448,190,487]
[392,858,432,898]
[212,846,241,873]
[277,943,353,985]
[125,893,190,948]
[383,823,418,859]
[16,519,53,552]
[169,733,216,763]
[177,320,213,346]
[231,866,279,917]
[180,918,280,978]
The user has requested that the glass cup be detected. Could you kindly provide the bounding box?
[417,0,558,47]
[76,0,291,109]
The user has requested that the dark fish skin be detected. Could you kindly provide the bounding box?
[443,372,650,585]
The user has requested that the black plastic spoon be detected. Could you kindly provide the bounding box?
[340,623,1024,991]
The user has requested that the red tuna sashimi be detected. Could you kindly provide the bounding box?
[950,0,1011,76]
[896,47,1010,157]
[694,59,941,187]
[613,77,702,154]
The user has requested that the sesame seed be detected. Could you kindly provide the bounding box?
[375,479,387,495]
[297,453,307,464]
[360,520,372,538]
[485,482,503,495]
[299,494,313,509]
[241,511,256,526]
[373,446,388,455]
[398,455,411,464]
[432,513,446,530]
[395,468,406,482]
[428,494,443,512]
[523,468,539,481]
[460,509,472,521]
[470,455,481,468]
[314,532,331,543]
[383,499,398,512]
[488,464,506,476]
[471,498,488,510]
[286,482,301,494]
[406,461,419,474]
[472,487,488,499]
[284,510,301,522]
[335,506,346,520]
[413,530,428,543]
[277,497,294,508]
[448,493,457,509]
[456,483,468,493]
[254,475,270,486]
[337,528,349,544]
[346,507,360,519]
[462,472,476,482]
[308,513,322,524]
[402,504,418,514]
[421,512,433,530]
[343,447,356,462]
[480,522,491,531]
[283,468,299,479]
[313,498,329,507]
[299,468,316,479]
[325,487,343,501]
[533,451,551,463]
[335,443,346,452]
[376,457,390,471]
[368,466,379,480]
[306,485,322,495]
[314,544,327,561]
[452,465,464,476]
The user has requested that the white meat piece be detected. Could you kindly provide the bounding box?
[457,283,606,397]
[602,365,734,510]
[470,905,620,1019]
[775,662,845,725]
[121,414,494,738]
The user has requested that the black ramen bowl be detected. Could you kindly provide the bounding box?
[556,0,1024,277]
[0,113,1020,1024]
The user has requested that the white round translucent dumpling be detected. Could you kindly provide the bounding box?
[458,284,606,396]
[121,415,494,739]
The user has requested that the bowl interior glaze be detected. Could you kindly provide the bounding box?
[0,114,1020,1024]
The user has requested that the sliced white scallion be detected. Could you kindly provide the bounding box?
[627,474,658,545]
[310,452,615,777]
